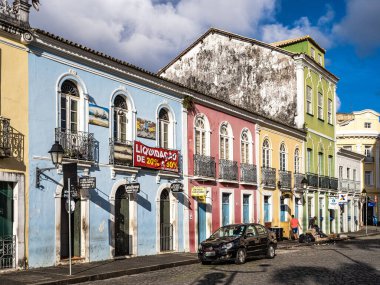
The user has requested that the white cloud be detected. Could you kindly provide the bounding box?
[336,94,341,111]
[332,0,380,56]
[30,0,276,72]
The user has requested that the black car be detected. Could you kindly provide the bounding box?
[198,223,277,265]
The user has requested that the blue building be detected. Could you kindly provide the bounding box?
[27,29,187,268]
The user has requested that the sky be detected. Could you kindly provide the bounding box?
[29,0,380,113]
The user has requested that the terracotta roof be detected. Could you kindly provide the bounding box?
[271,35,326,53]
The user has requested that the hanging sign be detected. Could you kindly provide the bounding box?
[328,197,338,209]
[133,141,179,172]
[125,182,140,194]
[79,177,96,189]
[170,182,183,193]
[338,193,348,204]
[191,186,206,197]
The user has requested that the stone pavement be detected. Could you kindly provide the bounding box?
[0,226,378,285]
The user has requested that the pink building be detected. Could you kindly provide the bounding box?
[187,103,257,252]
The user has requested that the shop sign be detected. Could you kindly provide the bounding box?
[368,202,376,207]
[338,193,348,204]
[170,182,183,193]
[133,141,179,172]
[125,182,140,194]
[191,186,206,197]
[79,177,96,189]
[197,196,206,204]
[328,197,338,209]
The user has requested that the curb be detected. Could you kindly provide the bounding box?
[32,259,199,285]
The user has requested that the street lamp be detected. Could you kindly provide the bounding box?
[36,141,64,187]
[361,188,367,235]
[301,177,309,190]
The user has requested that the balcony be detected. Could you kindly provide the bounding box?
[261,167,276,188]
[294,173,305,190]
[219,159,238,182]
[319,175,330,189]
[240,163,257,184]
[306,172,318,188]
[109,138,133,166]
[364,156,374,163]
[194,154,216,179]
[0,117,23,161]
[354,181,361,192]
[329,177,338,191]
[279,170,292,190]
[55,128,96,162]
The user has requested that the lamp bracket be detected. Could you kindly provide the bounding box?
[36,167,63,188]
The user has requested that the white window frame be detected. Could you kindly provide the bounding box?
[279,143,287,171]
[156,105,175,149]
[112,94,133,142]
[294,148,300,174]
[364,122,371,128]
[219,122,233,160]
[328,99,332,124]
[318,92,323,120]
[365,171,373,186]
[194,115,210,156]
[240,129,253,164]
[364,146,372,157]
[311,47,315,58]
[318,53,322,65]
[60,80,80,133]
[262,139,271,168]
[306,86,313,115]
[307,148,312,173]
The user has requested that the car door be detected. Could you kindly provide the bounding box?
[244,224,261,256]
[255,224,269,253]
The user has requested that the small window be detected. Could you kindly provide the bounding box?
[346,168,350,180]
[339,166,343,178]
[306,86,313,114]
[318,152,324,175]
[113,95,128,142]
[364,122,371,128]
[220,124,230,160]
[60,80,79,133]
[353,169,357,181]
[195,117,206,155]
[262,139,271,168]
[307,148,312,172]
[318,92,323,119]
[365,171,372,186]
[255,225,267,235]
[294,148,300,174]
[241,131,250,164]
[311,47,315,58]
[159,108,170,148]
[328,99,332,124]
[364,146,372,157]
[318,54,322,65]
[280,143,286,171]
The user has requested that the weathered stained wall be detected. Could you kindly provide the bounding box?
[161,33,297,126]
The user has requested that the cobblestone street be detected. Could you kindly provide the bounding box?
[79,235,380,285]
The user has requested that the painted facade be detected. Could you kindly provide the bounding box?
[0,2,31,269]
[336,110,380,226]
[336,148,364,233]
[26,30,187,268]
[258,125,305,238]
[186,102,257,252]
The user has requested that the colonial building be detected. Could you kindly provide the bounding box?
[336,109,380,226]
[336,148,364,233]
[0,0,31,270]
[159,28,339,234]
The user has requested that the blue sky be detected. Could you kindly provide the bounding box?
[30,0,380,113]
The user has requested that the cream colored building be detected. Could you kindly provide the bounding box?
[336,110,380,226]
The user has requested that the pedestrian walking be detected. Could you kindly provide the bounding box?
[309,216,317,229]
[290,215,302,240]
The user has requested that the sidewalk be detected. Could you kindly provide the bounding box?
[0,253,198,285]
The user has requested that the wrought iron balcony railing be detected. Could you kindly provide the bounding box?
[261,167,276,188]
[354,181,361,192]
[0,117,24,160]
[319,175,330,189]
[329,177,339,191]
[109,138,133,166]
[194,154,216,178]
[240,163,257,184]
[0,235,16,269]
[219,159,238,181]
[339,179,348,191]
[306,172,318,188]
[294,173,305,190]
[279,170,292,190]
[55,128,96,162]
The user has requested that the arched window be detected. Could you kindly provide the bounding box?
[113,95,128,142]
[294,148,300,174]
[159,108,170,148]
[280,143,287,171]
[241,131,249,164]
[60,80,79,133]
[195,117,206,155]
[220,124,230,160]
[262,139,270,168]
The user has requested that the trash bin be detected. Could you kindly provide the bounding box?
[270,227,283,241]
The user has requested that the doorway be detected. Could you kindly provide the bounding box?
[60,193,81,259]
[197,202,206,244]
[115,186,130,256]
[160,189,172,251]
[0,182,15,269]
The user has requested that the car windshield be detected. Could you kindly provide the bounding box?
[210,225,246,238]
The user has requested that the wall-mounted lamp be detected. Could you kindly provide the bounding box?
[277,180,282,189]
[301,177,309,190]
[36,141,64,188]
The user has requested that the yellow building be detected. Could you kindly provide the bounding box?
[336,110,380,225]
[0,19,30,268]
[258,123,306,239]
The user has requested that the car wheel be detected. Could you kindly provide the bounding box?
[235,248,246,264]
[266,244,275,259]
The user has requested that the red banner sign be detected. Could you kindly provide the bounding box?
[133,141,179,172]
